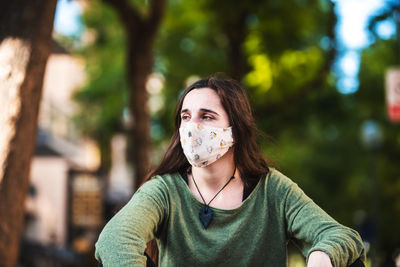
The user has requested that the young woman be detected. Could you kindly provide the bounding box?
[95,76,365,266]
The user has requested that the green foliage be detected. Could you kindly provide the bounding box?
[73,0,400,259]
[153,0,229,137]
[154,0,335,137]
[261,19,400,261]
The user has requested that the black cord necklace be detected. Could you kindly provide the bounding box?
[190,167,237,229]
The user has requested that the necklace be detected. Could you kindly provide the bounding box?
[190,167,237,229]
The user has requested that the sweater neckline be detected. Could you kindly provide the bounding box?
[176,171,268,214]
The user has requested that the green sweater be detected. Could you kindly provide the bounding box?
[95,169,365,266]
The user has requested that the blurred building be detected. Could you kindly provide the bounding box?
[21,40,102,266]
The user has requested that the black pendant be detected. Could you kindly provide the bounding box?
[199,205,213,228]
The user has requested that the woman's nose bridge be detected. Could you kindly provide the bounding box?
[191,118,200,124]
[190,112,201,124]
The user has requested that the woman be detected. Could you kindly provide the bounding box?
[95,76,365,266]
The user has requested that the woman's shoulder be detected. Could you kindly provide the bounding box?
[266,168,294,184]
[264,168,300,195]
[139,172,183,193]
[128,172,183,208]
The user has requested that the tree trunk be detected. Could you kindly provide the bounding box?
[0,1,57,266]
[224,9,248,81]
[128,37,153,189]
[208,0,251,82]
[103,0,166,190]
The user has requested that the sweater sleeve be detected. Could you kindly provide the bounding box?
[278,173,366,267]
[95,176,169,267]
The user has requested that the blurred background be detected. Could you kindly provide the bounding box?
[1,0,400,266]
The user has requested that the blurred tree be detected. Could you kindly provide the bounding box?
[205,0,253,81]
[261,1,400,264]
[0,0,57,266]
[74,1,129,174]
[76,0,338,189]
[104,0,166,189]
[355,2,400,264]
[246,0,336,117]
[155,0,337,136]
[76,0,166,190]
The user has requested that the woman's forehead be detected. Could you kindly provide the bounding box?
[181,88,223,111]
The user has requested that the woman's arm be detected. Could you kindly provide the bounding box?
[95,177,168,267]
[280,174,365,267]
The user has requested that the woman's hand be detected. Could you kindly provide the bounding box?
[307,251,333,267]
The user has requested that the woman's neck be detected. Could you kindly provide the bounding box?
[190,149,239,190]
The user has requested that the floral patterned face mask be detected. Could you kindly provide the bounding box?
[179,122,234,167]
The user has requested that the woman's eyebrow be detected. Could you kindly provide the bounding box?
[181,108,220,116]
[200,108,219,116]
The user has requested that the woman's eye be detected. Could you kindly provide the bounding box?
[202,115,213,120]
[181,114,190,120]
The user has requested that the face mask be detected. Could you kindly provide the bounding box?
[179,122,234,167]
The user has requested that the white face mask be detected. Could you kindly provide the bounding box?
[179,122,234,167]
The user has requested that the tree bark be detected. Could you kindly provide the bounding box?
[0,1,57,266]
[103,0,166,190]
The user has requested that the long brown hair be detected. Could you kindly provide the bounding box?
[145,75,269,263]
